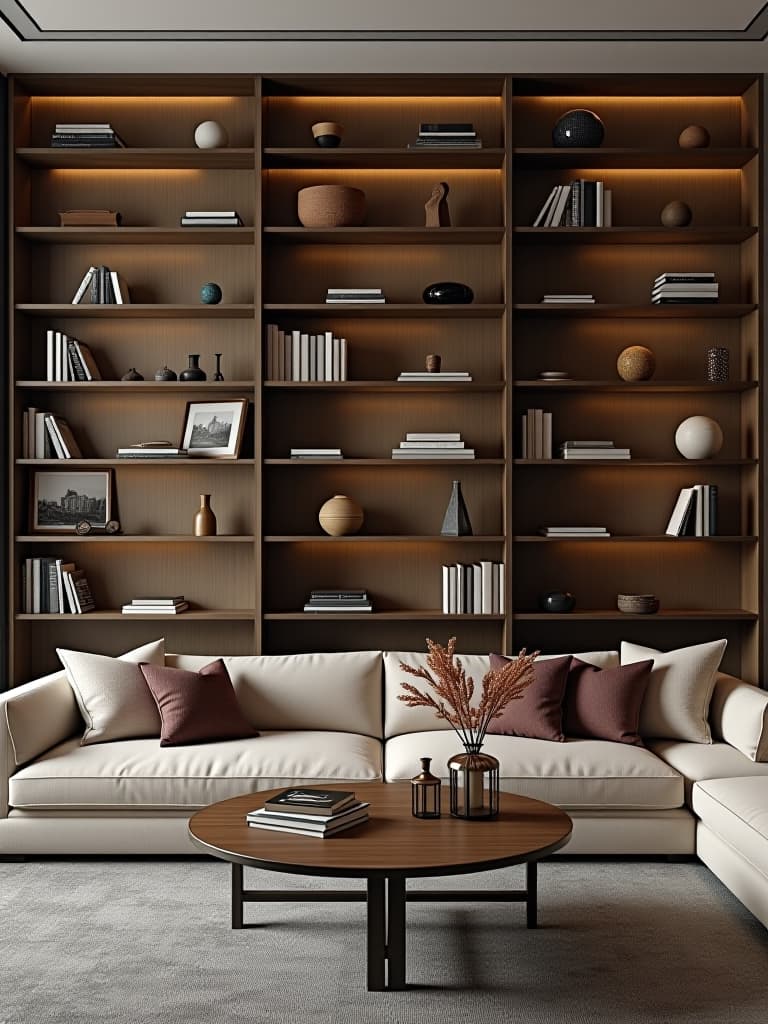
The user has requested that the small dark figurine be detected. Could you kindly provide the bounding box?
[425,181,451,227]
[121,368,144,381]
[213,353,224,381]
[155,366,177,382]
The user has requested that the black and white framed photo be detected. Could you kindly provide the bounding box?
[32,471,113,532]
[180,399,248,459]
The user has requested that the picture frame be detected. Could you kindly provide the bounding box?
[32,470,113,533]
[180,399,248,459]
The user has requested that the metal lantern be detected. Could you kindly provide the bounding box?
[411,756,441,819]
[448,750,500,820]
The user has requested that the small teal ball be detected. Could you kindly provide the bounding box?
[200,282,222,305]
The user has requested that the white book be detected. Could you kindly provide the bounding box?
[693,484,705,536]
[533,186,559,227]
[283,330,292,381]
[702,484,710,537]
[442,564,450,614]
[109,270,125,304]
[521,413,527,458]
[324,332,334,382]
[447,565,458,614]
[71,266,95,305]
[491,562,500,615]
[496,562,505,615]
[480,561,493,615]
[332,337,340,381]
[44,416,66,459]
[316,334,325,381]
[543,411,552,460]
[53,331,61,381]
[62,571,80,614]
[456,564,466,614]
[32,559,41,614]
[327,288,383,295]
[548,185,572,227]
[291,330,301,382]
[406,433,462,441]
[534,409,543,460]
[603,189,613,227]
[472,563,483,616]
[399,441,465,449]
[309,334,317,381]
[340,338,348,381]
[35,412,48,459]
[46,329,54,381]
[185,210,238,218]
[596,181,604,227]
[299,333,310,382]
[526,409,535,460]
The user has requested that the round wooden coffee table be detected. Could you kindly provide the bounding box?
[189,782,572,991]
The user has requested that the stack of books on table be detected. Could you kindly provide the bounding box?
[71,265,130,304]
[407,122,482,149]
[559,441,631,461]
[325,288,385,304]
[397,369,473,383]
[117,443,189,459]
[22,558,95,614]
[265,325,348,381]
[442,562,504,614]
[521,409,552,459]
[180,210,244,227]
[541,293,595,304]
[392,432,474,459]
[246,789,370,838]
[51,123,125,148]
[23,408,83,459]
[652,272,718,305]
[665,485,718,536]
[121,596,189,615]
[304,589,372,612]
[290,448,343,460]
[533,180,612,227]
[45,330,102,381]
[539,526,611,538]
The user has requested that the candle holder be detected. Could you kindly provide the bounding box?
[411,757,441,819]
[448,749,500,819]
[214,353,224,381]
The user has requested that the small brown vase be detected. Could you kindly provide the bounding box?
[193,494,217,537]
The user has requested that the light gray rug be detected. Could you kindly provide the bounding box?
[1,858,767,1023]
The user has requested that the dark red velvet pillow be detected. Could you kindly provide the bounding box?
[563,657,654,746]
[139,659,258,747]
[486,654,572,742]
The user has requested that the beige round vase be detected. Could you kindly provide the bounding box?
[193,494,217,536]
[318,495,364,536]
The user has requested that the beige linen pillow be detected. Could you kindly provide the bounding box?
[621,639,727,743]
[57,639,165,745]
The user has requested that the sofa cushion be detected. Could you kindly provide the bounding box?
[564,658,653,746]
[140,659,257,746]
[693,777,768,878]
[4,670,82,767]
[57,640,165,745]
[487,653,571,742]
[648,739,768,804]
[384,731,683,809]
[167,652,382,738]
[8,731,382,810]
[384,650,619,738]
[622,639,726,743]
[709,673,768,762]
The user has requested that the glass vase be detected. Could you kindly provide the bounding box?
[448,745,500,819]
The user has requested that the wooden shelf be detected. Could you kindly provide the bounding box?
[17,381,255,393]
[16,535,255,543]
[263,304,505,319]
[264,611,506,621]
[263,227,504,245]
[513,459,757,467]
[513,147,758,169]
[264,381,504,393]
[16,610,256,621]
[16,227,255,245]
[513,610,758,621]
[17,459,256,467]
[264,458,505,466]
[15,147,256,169]
[513,535,757,543]
[16,304,255,319]
[513,227,757,245]
[263,147,506,169]
[513,380,758,393]
[264,535,506,543]
[513,304,757,319]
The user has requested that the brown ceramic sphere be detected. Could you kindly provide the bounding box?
[660,200,693,228]
[617,345,656,382]
[318,494,364,536]
[297,185,366,227]
[678,124,710,149]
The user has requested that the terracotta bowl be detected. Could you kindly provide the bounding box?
[297,185,366,227]
[617,594,659,614]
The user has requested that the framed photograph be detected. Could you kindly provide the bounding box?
[32,471,113,532]
[180,399,248,459]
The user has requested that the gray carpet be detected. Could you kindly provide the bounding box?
[1,858,767,1023]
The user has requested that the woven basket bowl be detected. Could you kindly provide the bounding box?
[297,185,366,227]
[617,593,659,614]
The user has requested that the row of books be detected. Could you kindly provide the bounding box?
[408,122,483,149]
[22,408,82,459]
[533,181,613,228]
[71,265,130,305]
[303,589,372,612]
[181,209,243,227]
[652,272,718,305]
[45,330,102,381]
[51,123,125,148]
[540,526,611,538]
[665,485,719,536]
[121,596,189,615]
[559,441,631,460]
[521,409,553,459]
[264,325,348,382]
[397,370,473,382]
[392,432,474,459]
[442,562,505,615]
[290,448,343,460]
[22,558,95,614]
[325,288,385,304]
[246,789,369,838]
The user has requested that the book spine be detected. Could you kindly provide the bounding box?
[340,339,348,382]
[324,331,333,382]
[442,564,450,614]
[603,189,612,227]
[497,562,505,615]
[299,333,309,382]
[709,485,718,536]
[448,565,457,614]
[480,561,493,615]
[596,181,604,228]
[291,330,301,382]
[491,562,500,615]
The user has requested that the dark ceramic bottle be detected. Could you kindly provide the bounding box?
[179,354,207,382]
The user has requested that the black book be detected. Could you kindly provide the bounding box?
[419,122,474,133]
[262,788,356,816]
[569,180,582,227]
[709,484,718,536]
[680,492,697,536]
[66,338,87,381]
[582,181,597,227]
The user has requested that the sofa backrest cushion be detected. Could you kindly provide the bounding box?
[709,672,768,762]
[4,670,82,767]
[167,651,383,738]
[384,650,619,738]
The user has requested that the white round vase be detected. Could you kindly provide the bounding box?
[674,416,723,460]
[194,120,229,149]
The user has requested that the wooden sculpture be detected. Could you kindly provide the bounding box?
[425,181,451,227]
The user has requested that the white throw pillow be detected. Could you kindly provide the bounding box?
[57,639,165,745]
[621,639,727,743]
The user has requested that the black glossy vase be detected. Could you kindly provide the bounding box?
[423,281,474,305]
[552,109,605,148]
[539,591,576,613]
[179,354,207,382]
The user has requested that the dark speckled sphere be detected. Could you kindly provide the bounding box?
[200,282,223,305]
[552,109,605,148]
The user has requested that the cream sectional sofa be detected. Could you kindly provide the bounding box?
[2,647,768,929]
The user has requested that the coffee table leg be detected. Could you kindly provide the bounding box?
[367,877,386,991]
[232,863,244,929]
[386,875,407,990]
[526,861,538,929]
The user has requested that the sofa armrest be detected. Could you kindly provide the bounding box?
[709,672,768,762]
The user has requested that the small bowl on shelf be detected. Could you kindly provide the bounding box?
[617,593,659,615]
[311,121,344,148]
[297,185,366,227]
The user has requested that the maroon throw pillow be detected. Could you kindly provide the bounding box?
[486,653,572,742]
[563,657,653,746]
[139,659,258,747]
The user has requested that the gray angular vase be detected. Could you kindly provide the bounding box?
[441,480,473,536]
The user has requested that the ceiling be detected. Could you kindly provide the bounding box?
[1,1,768,72]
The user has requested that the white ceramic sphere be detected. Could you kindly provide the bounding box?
[193,120,228,149]
[674,415,723,460]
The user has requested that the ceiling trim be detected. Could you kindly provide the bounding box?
[3,2,768,43]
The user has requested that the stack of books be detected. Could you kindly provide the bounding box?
[23,558,94,614]
[442,562,504,614]
[51,123,125,148]
[408,122,482,149]
[652,272,718,305]
[246,789,370,838]
[71,266,130,305]
[180,210,243,227]
[290,448,343,460]
[45,330,101,382]
[117,443,188,460]
[559,441,631,460]
[265,325,348,382]
[541,293,595,304]
[533,181,612,227]
[397,369,472,383]
[666,485,718,536]
[325,288,385,304]
[121,596,189,615]
[539,526,611,538]
[392,432,474,460]
[521,409,553,459]
[22,409,83,459]
[304,589,372,612]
